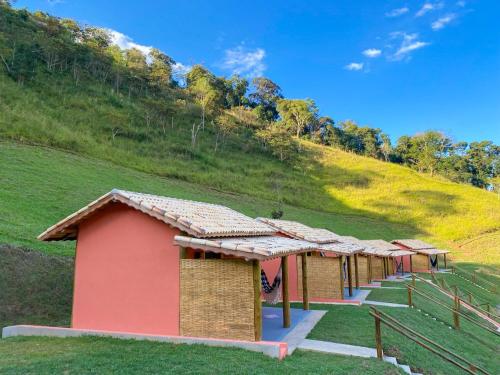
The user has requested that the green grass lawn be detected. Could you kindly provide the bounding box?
[0,142,416,256]
[306,302,500,375]
[363,288,408,305]
[0,337,403,375]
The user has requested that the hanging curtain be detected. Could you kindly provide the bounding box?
[261,266,282,304]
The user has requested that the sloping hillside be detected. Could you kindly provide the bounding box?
[0,4,498,263]
[0,142,498,263]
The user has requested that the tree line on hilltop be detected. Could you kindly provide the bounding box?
[0,2,498,190]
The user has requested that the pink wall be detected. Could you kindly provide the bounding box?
[392,242,414,273]
[72,203,180,335]
[261,255,300,301]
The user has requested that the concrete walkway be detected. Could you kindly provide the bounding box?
[298,339,416,374]
[363,300,409,308]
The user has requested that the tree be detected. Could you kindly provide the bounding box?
[256,124,299,162]
[465,141,499,188]
[380,133,392,161]
[149,48,174,90]
[248,77,283,122]
[277,98,318,138]
[224,75,248,108]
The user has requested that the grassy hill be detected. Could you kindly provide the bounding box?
[1,3,499,264]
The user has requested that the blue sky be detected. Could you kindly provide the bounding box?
[16,0,500,143]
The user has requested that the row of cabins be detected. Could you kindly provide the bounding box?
[37,189,449,345]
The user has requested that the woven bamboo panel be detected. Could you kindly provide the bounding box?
[371,257,385,279]
[413,254,430,270]
[297,255,342,299]
[387,259,394,275]
[180,259,255,341]
[353,255,370,284]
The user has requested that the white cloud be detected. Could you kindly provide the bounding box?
[431,14,457,30]
[221,45,266,78]
[108,29,153,56]
[389,32,430,61]
[171,62,192,86]
[456,1,466,7]
[385,7,409,17]
[416,2,444,17]
[363,48,382,58]
[345,62,364,71]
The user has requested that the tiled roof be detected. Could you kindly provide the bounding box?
[360,240,401,251]
[410,248,449,255]
[391,239,436,250]
[38,190,275,241]
[318,242,364,255]
[256,218,342,244]
[174,235,319,260]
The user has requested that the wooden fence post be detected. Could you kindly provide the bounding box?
[407,286,413,307]
[412,273,416,287]
[453,296,460,329]
[467,292,472,304]
[374,311,383,359]
[281,255,290,328]
[301,255,309,311]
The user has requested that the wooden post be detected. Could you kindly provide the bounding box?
[301,254,309,311]
[339,256,345,299]
[382,257,387,279]
[368,256,373,284]
[409,255,413,273]
[467,292,472,304]
[453,295,460,329]
[282,256,290,328]
[407,286,413,307]
[443,254,447,269]
[347,255,353,297]
[374,311,383,359]
[451,265,455,274]
[252,260,262,341]
[453,285,458,297]
[354,253,360,289]
[440,278,445,289]
[412,273,416,287]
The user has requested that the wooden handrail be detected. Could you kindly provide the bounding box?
[423,274,500,322]
[369,307,489,374]
[370,307,490,375]
[408,285,499,335]
[451,266,498,292]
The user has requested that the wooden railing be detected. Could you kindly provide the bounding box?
[406,283,499,335]
[369,307,490,375]
[451,266,498,293]
[420,273,499,323]
[434,274,500,322]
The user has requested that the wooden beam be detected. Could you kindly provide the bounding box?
[444,254,447,269]
[281,256,290,328]
[347,255,353,296]
[252,260,262,341]
[354,253,360,289]
[368,255,373,284]
[301,254,309,310]
[339,256,345,300]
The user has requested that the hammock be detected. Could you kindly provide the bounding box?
[430,255,438,268]
[395,258,404,274]
[261,266,282,305]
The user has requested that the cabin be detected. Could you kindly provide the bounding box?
[359,240,414,277]
[256,218,364,301]
[391,239,449,272]
[38,189,320,345]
